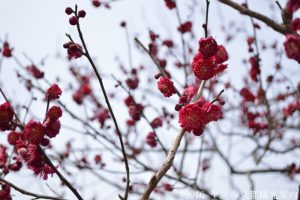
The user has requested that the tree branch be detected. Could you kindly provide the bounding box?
[218,0,290,35]
[0,178,66,200]
[71,5,130,199]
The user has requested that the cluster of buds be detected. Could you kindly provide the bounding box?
[65,7,86,26]
[192,36,228,80]
[1,41,13,57]
[0,84,63,179]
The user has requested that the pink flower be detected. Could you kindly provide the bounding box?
[292,18,300,32]
[46,84,62,100]
[128,104,144,121]
[192,52,216,80]
[92,0,101,7]
[179,86,198,105]
[192,37,228,81]
[0,145,7,168]
[240,88,256,102]
[30,164,54,180]
[179,103,206,136]
[1,42,13,58]
[126,78,139,90]
[179,101,223,136]
[157,77,177,97]
[26,64,44,79]
[163,183,173,192]
[177,21,192,33]
[24,121,45,145]
[164,0,176,9]
[202,102,222,122]
[47,106,62,121]
[150,117,163,128]
[145,132,157,148]
[7,131,23,145]
[249,56,260,82]
[198,36,218,58]
[286,0,300,13]
[0,184,12,200]
[284,34,300,62]
[0,102,14,131]
[44,118,61,138]
[94,109,110,128]
[63,42,83,59]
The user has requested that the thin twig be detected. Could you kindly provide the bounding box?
[134,38,182,97]
[0,178,66,200]
[71,5,130,199]
[39,147,84,200]
[174,0,188,86]
[218,0,289,35]
[1,85,84,200]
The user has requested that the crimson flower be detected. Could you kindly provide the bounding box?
[179,101,223,136]
[129,104,144,121]
[292,18,300,32]
[1,42,13,58]
[198,36,218,58]
[63,42,83,59]
[286,0,300,13]
[46,106,62,121]
[24,120,45,145]
[26,64,44,79]
[46,84,62,100]
[157,77,177,97]
[44,118,61,138]
[0,102,14,131]
[164,0,176,9]
[179,103,206,136]
[284,34,300,63]
[145,132,157,148]
[150,117,163,128]
[177,21,192,33]
[192,37,228,81]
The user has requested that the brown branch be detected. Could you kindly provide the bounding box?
[1,78,84,200]
[0,178,66,200]
[218,0,290,35]
[140,1,212,198]
[39,147,84,200]
[174,0,188,86]
[71,5,130,200]
[140,78,207,199]
[140,128,186,199]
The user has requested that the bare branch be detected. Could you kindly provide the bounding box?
[218,0,289,35]
[0,178,66,200]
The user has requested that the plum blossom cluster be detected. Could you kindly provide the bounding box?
[0,41,13,58]
[157,77,177,97]
[69,67,93,105]
[283,0,300,63]
[176,37,228,136]
[192,37,228,80]
[63,42,83,59]
[179,99,222,136]
[0,84,63,180]
[0,102,14,131]
[63,7,86,59]
[0,183,11,200]
[65,7,86,26]
[26,64,44,79]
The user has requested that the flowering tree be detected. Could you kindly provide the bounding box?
[0,0,300,199]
